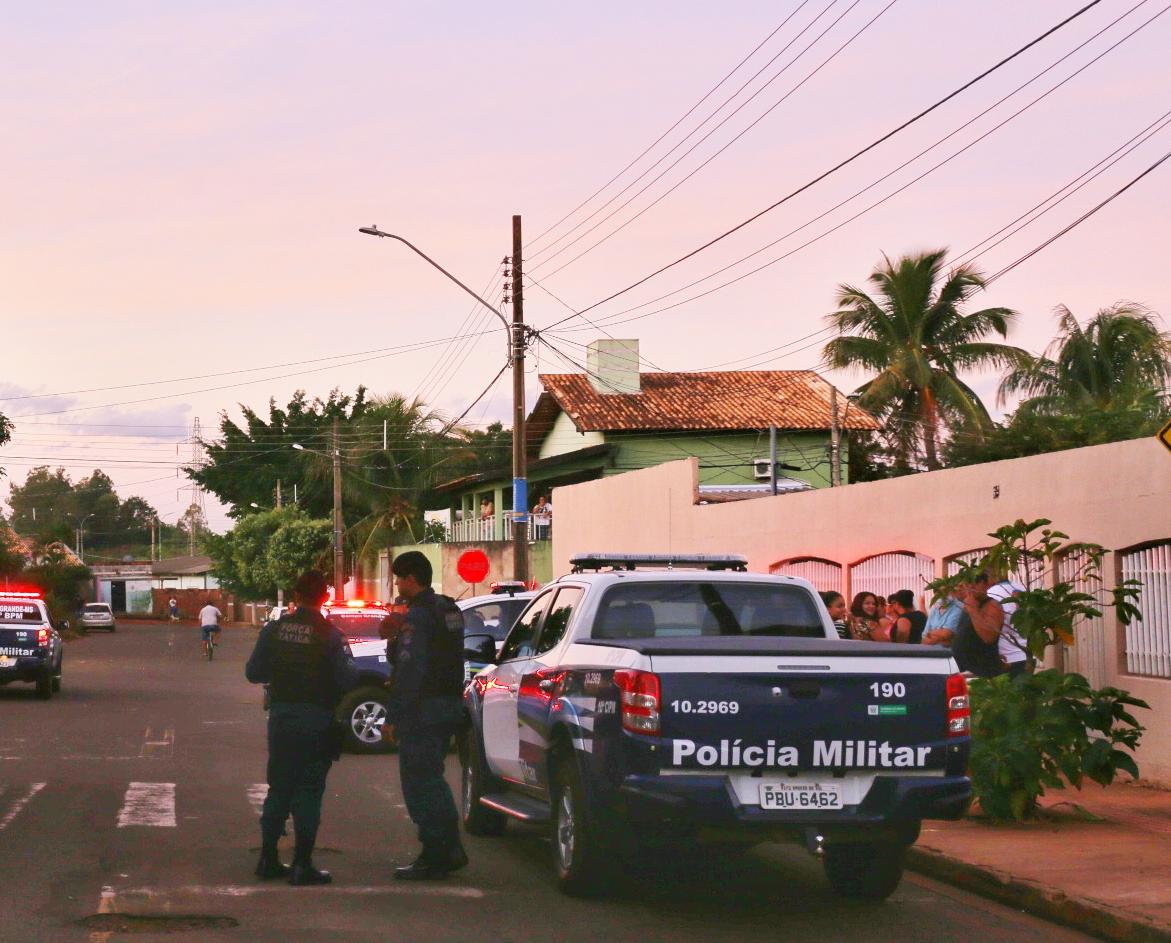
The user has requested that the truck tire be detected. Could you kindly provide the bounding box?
[551,755,607,897]
[460,738,506,836]
[35,668,53,701]
[823,841,906,901]
[338,687,394,755]
[52,657,62,693]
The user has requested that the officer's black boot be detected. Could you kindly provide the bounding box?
[255,841,290,880]
[289,833,332,886]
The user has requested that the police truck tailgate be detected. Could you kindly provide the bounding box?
[594,636,961,812]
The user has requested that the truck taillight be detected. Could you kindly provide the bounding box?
[613,669,661,735]
[37,628,50,647]
[946,673,970,737]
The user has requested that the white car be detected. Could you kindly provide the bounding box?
[459,590,536,656]
[80,602,116,633]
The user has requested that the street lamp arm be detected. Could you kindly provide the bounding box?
[358,226,511,333]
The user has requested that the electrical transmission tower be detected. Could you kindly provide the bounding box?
[180,417,207,557]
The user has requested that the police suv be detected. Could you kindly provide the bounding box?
[0,590,65,700]
[460,554,972,899]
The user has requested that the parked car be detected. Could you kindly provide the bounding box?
[460,553,971,898]
[79,602,116,633]
[0,590,65,700]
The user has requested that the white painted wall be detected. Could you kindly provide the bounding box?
[552,438,1171,784]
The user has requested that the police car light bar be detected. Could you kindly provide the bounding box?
[0,590,43,598]
[569,553,748,573]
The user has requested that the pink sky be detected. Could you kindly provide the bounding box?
[2,1,1169,532]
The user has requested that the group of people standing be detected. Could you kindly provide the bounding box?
[820,571,1028,678]
[244,552,467,887]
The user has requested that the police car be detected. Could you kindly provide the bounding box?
[459,585,536,682]
[460,554,972,898]
[0,590,65,700]
[322,599,402,754]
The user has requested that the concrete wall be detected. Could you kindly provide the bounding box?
[373,541,555,599]
[539,411,605,460]
[551,438,1171,784]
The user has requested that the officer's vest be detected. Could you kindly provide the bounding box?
[421,594,466,699]
[268,612,340,710]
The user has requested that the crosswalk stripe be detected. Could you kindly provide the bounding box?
[0,783,45,832]
[117,782,176,828]
[247,783,267,815]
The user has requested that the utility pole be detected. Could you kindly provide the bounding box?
[276,480,282,509]
[769,425,778,496]
[830,386,842,487]
[332,416,345,602]
[150,518,157,563]
[511,215,529,585]
[275,481,284,605]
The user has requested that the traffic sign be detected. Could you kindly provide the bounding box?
[1159,418,1171,455]
[457,549,491,584]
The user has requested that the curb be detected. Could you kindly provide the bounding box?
[907,846,1171,943]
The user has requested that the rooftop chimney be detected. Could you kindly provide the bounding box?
[586,339,640,395]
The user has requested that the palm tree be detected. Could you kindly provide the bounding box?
[998,303,1171,416]
[823,250,1026,470]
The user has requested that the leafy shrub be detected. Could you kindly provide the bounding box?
[968,670,1147,820]
[927,518,1149,820]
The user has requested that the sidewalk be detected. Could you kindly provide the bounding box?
[908,780,1171,943]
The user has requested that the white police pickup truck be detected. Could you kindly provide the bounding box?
[0,590,65,700]
[460,554,971,899]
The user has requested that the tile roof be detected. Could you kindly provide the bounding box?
[534,370,880,433]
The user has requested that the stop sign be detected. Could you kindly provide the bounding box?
[457,549,490,584]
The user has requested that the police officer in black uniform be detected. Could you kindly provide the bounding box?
[245,569,358,885]
[386,551,469,880]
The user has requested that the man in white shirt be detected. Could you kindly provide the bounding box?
[988,577,1028,675]
[532,495,553,540]
[199,599,224,654]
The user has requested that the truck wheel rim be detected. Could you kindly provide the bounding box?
[557,790,575,869]
[351,701,386,744]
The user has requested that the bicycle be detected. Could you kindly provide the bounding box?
[202,627,220,661]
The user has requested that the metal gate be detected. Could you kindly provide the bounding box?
[1121,542,1171,679]
[849,552,934,602]
[769,557,842,594]
[1056,549,1109,687]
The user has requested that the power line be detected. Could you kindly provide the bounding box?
[548,0,1166,337]
[524,2,817,252]
[544,0,1107,328]
[531,0,895,278]
[987,147,1171,283]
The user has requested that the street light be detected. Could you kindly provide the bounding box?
[77,513,95,564]
[359,221,531,584]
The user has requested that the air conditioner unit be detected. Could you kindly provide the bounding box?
[752,459,773,480]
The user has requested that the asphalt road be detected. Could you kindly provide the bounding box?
[0,623,1094,943]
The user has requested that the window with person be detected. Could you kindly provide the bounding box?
[498,592,555,662]
[535,587,583,655]
[591,582,825,640]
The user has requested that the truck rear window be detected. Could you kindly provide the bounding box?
[592,582,825,640]
[0,601,44,625]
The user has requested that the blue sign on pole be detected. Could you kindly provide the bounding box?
[513,477,528,522]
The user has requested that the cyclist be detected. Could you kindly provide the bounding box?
[199,598,224,658]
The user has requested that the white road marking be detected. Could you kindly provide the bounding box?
[117,782,177,828]
[117,884,485,899]
[0,783,45,831]
[247,783,268,815]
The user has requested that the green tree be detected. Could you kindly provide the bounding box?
[7,467,77,544]
[21,545,92,622]
[944,402,1164,468]
[823,250,1026,470]
[266,517,332,591]
[999,303,1171,417]
[206,508,332,601]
